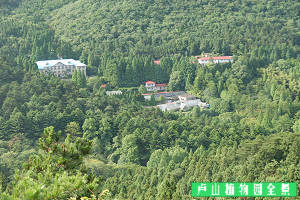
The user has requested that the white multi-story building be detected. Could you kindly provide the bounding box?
[145,81,167,91]
[195,55,233,65]
[36,59,86,77]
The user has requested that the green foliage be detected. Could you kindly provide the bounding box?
[168,71,185,91]
[72,69,87,88]
[118,132,149,166]
[0,56,299,200]
[69,189,111,200]
[138,85,147,94]
[147,147,188,168]
[65,121,81,138]
[2,126,99,200]
[191,106,201,119]
[44,0,298,59]
[0,0,299,198]
[1,0,297,85]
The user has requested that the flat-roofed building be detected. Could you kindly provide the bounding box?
[142,91,186,101]
[178,94,197,102]
[157,101,181,112]
[195,55,233,65]
[106,91,123,96]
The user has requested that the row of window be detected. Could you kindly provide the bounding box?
[42,69,85,74]
[44,65,85,70]
[52,65,74,70]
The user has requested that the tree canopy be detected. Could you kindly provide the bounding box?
[0,0,299,199]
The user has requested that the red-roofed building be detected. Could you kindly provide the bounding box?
[196,55,233,65]
[155,83,167,90]
[145,81,167,91]
[145,81,155,85]
[154,60,161,65]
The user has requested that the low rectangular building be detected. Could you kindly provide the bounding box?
[106,91,123,96]
[157,101,181,112]
[178,94,197,102]
[142,91,186,101]
[180,99,210,111]
[195,55,233,65]
[156,93,210,112]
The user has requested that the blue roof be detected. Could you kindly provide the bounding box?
[36,59,86,70]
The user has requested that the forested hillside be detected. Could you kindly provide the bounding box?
[1,0,299,77]
[0,0,299,199]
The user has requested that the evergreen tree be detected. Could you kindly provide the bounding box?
[191,106,201,119]
[1,126,100,200]
[72,69,78,86]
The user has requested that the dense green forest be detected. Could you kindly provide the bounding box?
[0,0,299,199]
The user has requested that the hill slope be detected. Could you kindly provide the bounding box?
[7,0,300,58]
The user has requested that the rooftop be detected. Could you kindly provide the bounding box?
[198,56,233,61]
[156,83,167,87]
[36,59,86,70]
[145,81,156,84]
[154,60,161,65]
[178,94,196,98]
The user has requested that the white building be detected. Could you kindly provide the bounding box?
[106,91,123,96]
[157,101,181,112]
[178,94,197,102]
[180,99,210,111]
[195,55,233,65]
[142,91,186,101]
[36,59,86,77]
[145,81,167,92]
[157,98,210,112]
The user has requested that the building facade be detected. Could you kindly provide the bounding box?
[195,55,233,65]
[36,59,86,77]
[106,91,123,96]
[145,81,167,91]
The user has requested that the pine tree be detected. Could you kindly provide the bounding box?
[2,126,99,199]
[125,64,133,86]
[81,70,87,88]
[72,69,78,86]
[78,70,84,88]
[191,106,201,119]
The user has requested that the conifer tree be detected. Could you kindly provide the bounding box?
[78,70,84,87]
[1,126,100,199]
[81,70,87,87]
[72,69,78,86]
